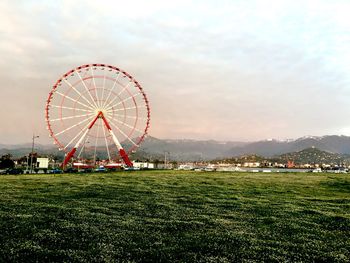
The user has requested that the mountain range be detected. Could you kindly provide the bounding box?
[2,135,350,161]
[224,135,350,157]
[136,135,350,161]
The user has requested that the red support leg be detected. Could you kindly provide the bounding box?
[61,111,134,168]
[62,148,77,168]
[119,148,133,167]
[101,113,133,167]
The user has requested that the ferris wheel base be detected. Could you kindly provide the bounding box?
[119,149,133,167]
[61,147,133,168]
[62,148,77,167]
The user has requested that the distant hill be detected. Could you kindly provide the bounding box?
[137,136,247,161]
[277,147,348,165]
[3,135,350,161]
[225,135,350,157]
[0,146,64,159]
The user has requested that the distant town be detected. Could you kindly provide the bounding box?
[1,135,350,174]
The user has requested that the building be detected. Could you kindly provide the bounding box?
[37,158,49,169]
[133,162,155,169]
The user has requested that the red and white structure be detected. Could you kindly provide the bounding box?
[45,64,150,167]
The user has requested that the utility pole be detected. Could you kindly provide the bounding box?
[164,152,167,169]
[164,151,170,169]
[26,155,29,172]
[30,134,39,173]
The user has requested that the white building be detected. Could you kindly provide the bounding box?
[37,158,49,169]
[133,162,155,169]
[178,164,194,170]
[243,162,260,168]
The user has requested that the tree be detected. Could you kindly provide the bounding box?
[171,161,178,169]
[0,154,15,169]
[153,159,160,169]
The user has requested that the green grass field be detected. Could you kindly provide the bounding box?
[0,171,349,262]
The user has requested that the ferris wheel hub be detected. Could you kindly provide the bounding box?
[95,108,107,117]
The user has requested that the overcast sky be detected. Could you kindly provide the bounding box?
[0,0,349,144]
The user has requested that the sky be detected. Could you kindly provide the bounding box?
[0,0,349,144]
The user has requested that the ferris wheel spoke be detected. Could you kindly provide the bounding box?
[90,68,101,108]
[56,91,94,110]
[77,147,83,159]
[76,70,99,108]
[102,123,111,161]
[64,126,88,150]
[50,112,95,122]
[55,115,95,137]
[108,116,144,137]
[101,72,121,109]
[93,122,101,164]
[117,81,133,96]
[50,105,92,113]
[105,93,141,111]
[107,105,147,112]
[103,81,133,110]
[108,120,138,147]
[121,121,144,134]
[63,79,97,109]
[100,71,107,109]
[107,112,148,121]
[77,136,89,159]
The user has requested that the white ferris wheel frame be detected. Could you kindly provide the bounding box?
[45,63,151,167]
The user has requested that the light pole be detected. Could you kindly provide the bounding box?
[26,154,29,172]
[30,134,39,173]
[164,151,170,169]
[83,140,89,163]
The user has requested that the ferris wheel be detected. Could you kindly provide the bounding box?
[45,64,150,167]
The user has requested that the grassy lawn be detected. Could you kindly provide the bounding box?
[0,171,349,262]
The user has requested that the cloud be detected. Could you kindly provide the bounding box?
[0,0,349,144]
